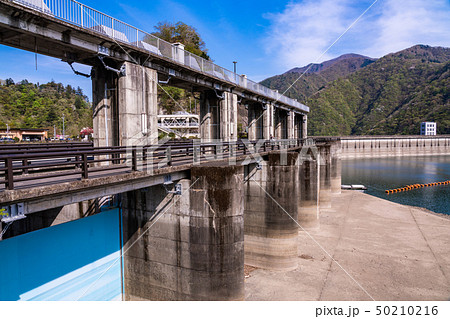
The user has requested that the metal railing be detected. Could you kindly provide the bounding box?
[0,139,305,190]
[11,0,309,113]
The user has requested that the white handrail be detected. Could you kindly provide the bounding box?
[11,0,309,113]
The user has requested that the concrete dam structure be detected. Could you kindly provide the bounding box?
[0,0,344,301]
[341,136,450,159]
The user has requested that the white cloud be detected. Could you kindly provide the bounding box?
[364,0,450,57]
[264,0,353,69]
[265,0,450,70]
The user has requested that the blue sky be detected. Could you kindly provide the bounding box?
[0,0,449,100]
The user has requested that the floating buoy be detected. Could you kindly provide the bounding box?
[386,180,448,194]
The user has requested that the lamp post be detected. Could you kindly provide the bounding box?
[233,61,237,83]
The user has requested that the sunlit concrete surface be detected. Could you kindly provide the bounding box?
[245,191,450,301]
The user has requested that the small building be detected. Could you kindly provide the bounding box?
[0,128,49,141]
[420,122,437,136]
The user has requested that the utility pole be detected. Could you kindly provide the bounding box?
[6,124,9,138]
[62,114,65,140]
[54,125,56,139]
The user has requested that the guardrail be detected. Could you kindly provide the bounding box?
[10,0,308,113]
[0,139,304,190]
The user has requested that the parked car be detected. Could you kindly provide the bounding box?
[0,137,14,143]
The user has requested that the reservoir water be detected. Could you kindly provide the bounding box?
[342,155,450,215]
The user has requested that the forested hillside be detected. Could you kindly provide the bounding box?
[0,79,92,137]
[262,45,450,136]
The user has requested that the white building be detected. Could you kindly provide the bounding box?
[420,122,437,135]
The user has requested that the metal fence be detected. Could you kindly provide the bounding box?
[11,0,309,113]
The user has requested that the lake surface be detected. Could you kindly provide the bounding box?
[342,155,450,215]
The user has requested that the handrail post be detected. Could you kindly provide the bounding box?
[22,159,29,174]
[166,146,172,166]
[193,146,200,164]
[132,147,137,171]
[5,158,14,190]
[80,4,84,27]
[82,154,89,179]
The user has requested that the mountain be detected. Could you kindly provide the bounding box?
[0,80,92,137]
[261,53,376,103]
[284,53,376,77]
[261,45,450,136]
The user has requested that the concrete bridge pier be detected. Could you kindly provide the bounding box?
[264,103,274,139]
[330,140,342,194]
[244,153,300,270]
[92,61,158,147]
[122,165,244,301]
[318,144,332,209]
[247,102,265,140]
[274,108,289,139]
[297,154,320,229]
[200,91,238,142]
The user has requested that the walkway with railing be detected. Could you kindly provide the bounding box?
[11,0,308,113]
[0,139,306,191]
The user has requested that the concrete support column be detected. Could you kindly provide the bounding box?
[263,103,273,139]
[297,153,320,229]
[302,115,308,139]
[288,111,295,139]
[93,62,158,147]
[247,104,256,141]
[92,65,117,148]
[248,103,264,141]
[318,144,332,209]
[200,91,214,141]
[244,153,299,271]
[118,62,158,146]
[200,91,237,142]
[220,92,238,142]
[274,108,282,139]
[122,165,244,301]
[330,139,342,194]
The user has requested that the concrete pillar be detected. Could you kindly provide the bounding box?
[93,61,158,147]
[274,108,282,139]
[297,153,320,229]
[318,144,332,209]
[200,91,237,142]
[248,103,264,140]
[118,62,158,146]
[302,115,308,139]
[220,92,238,142]
[263,103,273,140]
[200,91,214,141]
[288,111,295,139]
[244,153,299,271]
[330,139,342,194]
[92,65,117,148]
[122,165,244,301]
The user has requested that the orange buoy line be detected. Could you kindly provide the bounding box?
[385,180,450,194]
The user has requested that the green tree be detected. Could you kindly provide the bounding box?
[152,21,210,60]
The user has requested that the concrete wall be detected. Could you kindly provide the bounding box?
[341,137,450,159]
[244,153,299,271]
[122,165,244,301]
